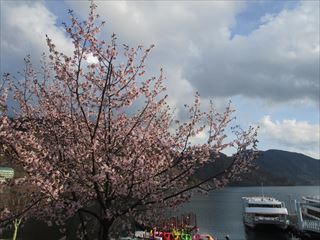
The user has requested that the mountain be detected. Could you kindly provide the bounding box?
[249,149,320,186]
[2,149,319,186]
[195,149,320,186]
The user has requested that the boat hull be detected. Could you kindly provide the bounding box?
[244,221,288,230]
[243,215,289,229]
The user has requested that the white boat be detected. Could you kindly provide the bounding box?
[301,196,320,220]
[242,196,289,229]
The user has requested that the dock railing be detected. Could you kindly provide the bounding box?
[302,219,320,233]
[294,200,320,234]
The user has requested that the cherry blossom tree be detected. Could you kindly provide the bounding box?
[0,2,258,239]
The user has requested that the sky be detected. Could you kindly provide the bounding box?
[0,0,319,159]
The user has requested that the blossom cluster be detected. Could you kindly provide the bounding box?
[0,2,258,239]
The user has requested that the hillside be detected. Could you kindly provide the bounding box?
[1,149,319,186]
[195,149,320,186]
[251,149,320,186]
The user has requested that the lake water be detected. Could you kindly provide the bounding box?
[179,186,320,240]
[1,186,319,239]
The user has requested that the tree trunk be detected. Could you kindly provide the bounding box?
[12,218,22,240]
[100,219,113,240]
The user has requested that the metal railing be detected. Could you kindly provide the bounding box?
[295,200,320,233]
[302,219,320,233]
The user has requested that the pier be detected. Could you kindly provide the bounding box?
[286,200,320,239]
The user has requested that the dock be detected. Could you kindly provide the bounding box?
[286,200,320,239]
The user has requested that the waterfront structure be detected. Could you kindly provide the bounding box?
[242,196,289,229]
[294,196,320,237]
[301,196,320,220]
[0,167,14,183]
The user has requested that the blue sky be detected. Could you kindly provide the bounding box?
[231,0,300,38]
[1,0,319,158]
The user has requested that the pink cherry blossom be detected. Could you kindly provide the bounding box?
[0,1,258,239]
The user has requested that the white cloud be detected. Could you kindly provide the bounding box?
[1,0,319,158]
[187,1,319,103]
[66,0,245,110]
[64,0,320,107]
[86,53,99,64]
[189,129,208,146]
[259,115,319,158]
[2,1,318,104]
[3,1,318,107]
[1,1,73,72]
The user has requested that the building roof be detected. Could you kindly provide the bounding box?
[0,167,14,171]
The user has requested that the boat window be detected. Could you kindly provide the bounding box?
[248,204,282,208]
[307,209,320,218]
[254,213,284,218]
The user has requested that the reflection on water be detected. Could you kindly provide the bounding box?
[245,226,291,240]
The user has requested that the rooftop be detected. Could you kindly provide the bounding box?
[243,196,283,205]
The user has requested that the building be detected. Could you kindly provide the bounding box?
[0,167,14,183]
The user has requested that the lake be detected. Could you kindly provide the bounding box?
[179,186,320,240]
[1,186,319,239]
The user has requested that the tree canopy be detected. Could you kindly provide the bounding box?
[0,2,258,239]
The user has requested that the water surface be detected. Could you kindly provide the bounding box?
[1,186,319,239]
[180,186,320,240]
